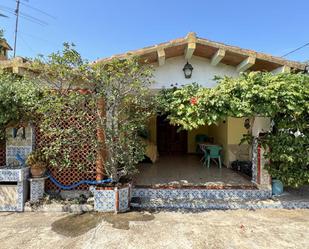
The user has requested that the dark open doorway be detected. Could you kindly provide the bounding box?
[157,115,187,155]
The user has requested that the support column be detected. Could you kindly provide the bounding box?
[252,138,271,190]
[96,97,106,181]
[251,117,272,190]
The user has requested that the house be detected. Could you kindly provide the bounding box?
[0,38,12,61]
[0,33,306,210]
[96,32,306,192]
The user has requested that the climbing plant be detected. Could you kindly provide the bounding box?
[158,72,309,187]
[32,43,155,182]
[32,43,97,171]
[0,71,41,139]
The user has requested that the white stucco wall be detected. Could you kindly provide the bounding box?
[152,55,239,89]
[252,117,271,137]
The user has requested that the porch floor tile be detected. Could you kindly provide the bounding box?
[134,155,253,187]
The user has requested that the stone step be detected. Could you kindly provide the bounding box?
[130,197,309,210]
[132,188,272,200]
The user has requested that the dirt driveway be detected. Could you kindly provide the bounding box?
[0,209,308,249]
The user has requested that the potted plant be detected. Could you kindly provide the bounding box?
[90,57,155,212]
[31,45,155,213]
[26,150,48,178]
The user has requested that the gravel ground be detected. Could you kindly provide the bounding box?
[0,209,309,249]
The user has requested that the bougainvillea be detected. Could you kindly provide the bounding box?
[158,72,309,187]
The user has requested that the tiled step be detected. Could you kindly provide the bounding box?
[131,197,309,210]
[132,188,272,200]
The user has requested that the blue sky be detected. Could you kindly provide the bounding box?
[0,0,308,62]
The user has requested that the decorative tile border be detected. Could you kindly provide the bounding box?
[119,187,130,212]
[0,167,29,182]
[132,198,309,210]
[132,188,272,200]
[0,168,29,212]
[0,204,19,212]
[29,178,46,202]
[0,125,33,212]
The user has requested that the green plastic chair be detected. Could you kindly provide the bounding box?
[195,134,208,153]
[203,145,222,168]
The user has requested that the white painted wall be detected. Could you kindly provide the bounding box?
[252,117,271,137]
[152,55,239,89]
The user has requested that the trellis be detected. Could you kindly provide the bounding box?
[35,110,97,191]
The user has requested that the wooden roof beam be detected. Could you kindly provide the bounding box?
[184,32,197,60]
[185,42,196,60]
[272,65,291,74]
[210,49,226,66]
[157,48,166,66]
[237,56,256,72]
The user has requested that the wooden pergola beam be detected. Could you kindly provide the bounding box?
[184,32,197,60]
[185,42,196,60]
[210,49,225,66]
[237,56,256,72]
[272,65,291,74]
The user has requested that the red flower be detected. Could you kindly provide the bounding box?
[190,97,198,105]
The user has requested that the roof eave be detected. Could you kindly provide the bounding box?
[94,32,306,72]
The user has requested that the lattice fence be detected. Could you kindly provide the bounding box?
[0,144,5,166]
[0,128,97,191]
[35,106,98,191]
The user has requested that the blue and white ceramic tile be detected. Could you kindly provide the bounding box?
[30,179,45,202]
[132,188,272,201]
[119,187,130,212]
[0,168,29,212]
[251,138,258,184]
[0,167,29,182]
[133,196,309,210]
[0,205,18,212]
[0,169,20,181]
[93,189,116,212]
[6,146,32,167]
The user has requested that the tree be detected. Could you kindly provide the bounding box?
[0,71,41,140]
[31,43,97,171]
[93,58,155,182]
[32,44,155,183]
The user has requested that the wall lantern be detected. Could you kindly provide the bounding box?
[183,62,193,79]
[244,118,251,129]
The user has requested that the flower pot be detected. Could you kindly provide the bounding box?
[90,183,131,213]
[30,164,46,178]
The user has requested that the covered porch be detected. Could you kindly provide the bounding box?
[135,115,272,190]
[134,155,255,189]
